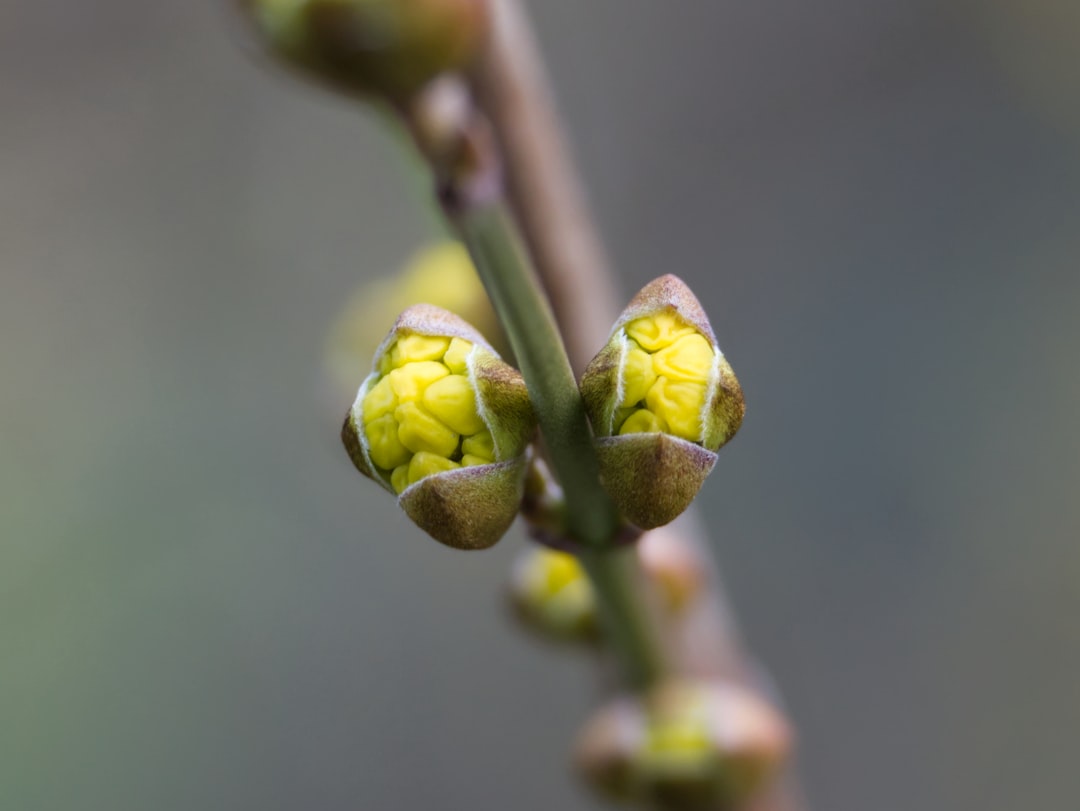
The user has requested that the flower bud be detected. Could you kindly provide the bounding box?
[342,304,535,550]
[580,275,745,530]
[575,681,791,811]
[638,529,705,614]
[238,0,489,103]
[507,547,598,643]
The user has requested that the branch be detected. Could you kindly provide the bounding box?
[471,3,807,809]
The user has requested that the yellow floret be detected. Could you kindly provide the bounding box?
[618,408,668,435]
[395,402,460,457]
[645,378,707,441]
[361,375,398,422]
[391,464,411,494]
[443,337,474,375]
[407,452,461,485]
[461,429,495,462]
[388,361,449,402]
[390,334,451,366]
[365,414,412,470]
[620,343,657,408]
[625,311,698,352]
[422,374,486,436]
[652,334,713,383]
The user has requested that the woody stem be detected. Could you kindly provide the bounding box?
[447,200,665,690]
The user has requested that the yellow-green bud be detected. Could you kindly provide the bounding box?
[580,275,745,530]
[507,547,598,643]
[575,681,791,811]
[342,304,535,550]
[238,0,489,103]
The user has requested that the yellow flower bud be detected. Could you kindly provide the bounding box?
[342,304,535,550]
[238,0,490,103]
[580,275,745,530]
[507,547,598,643]
[575,681,791,811]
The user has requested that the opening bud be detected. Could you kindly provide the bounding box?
[507,547,598,643]
[238,0,489,103]
[575,680,792,811]
[580,275,745,530]
[342,304,535,550]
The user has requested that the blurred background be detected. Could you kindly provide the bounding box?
[3,1,1080,809]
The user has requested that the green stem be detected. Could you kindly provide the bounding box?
[451,202,665,689]
[455,205,615,546]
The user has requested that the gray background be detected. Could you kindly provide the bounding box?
[3,2,1079,810]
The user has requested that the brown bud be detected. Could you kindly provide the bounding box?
[638,529,705,614]
[239,0,489,103]
[575,680,791,811]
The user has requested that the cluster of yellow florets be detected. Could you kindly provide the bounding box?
[362,333,496,494]
[615,311,715,442]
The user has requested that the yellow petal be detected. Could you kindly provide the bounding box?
[443,337,474,375]
[395,402,460,457]
[390,334,451,367]
[422,374,486,436]
[652,334,713,384]
[391,464,411,494]
[620,344,657,408]
[618,408,668,435]
[407,451,461,485]
[365,414,412,470]
[645,378,707,441]
[461,429,496,462]
[388,361,449,402]
[361,375,398,423]
[625,311,697,352]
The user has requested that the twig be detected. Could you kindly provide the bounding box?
[471,3,807,809]
[470,0,619,373]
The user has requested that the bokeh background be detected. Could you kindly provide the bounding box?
[4,2,1080,809]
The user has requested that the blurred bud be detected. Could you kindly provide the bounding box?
[341,304,535,549]
[575,680,791,811]
[323,241,505,408]
[238,0,489,103]
[507,546,598,643]
[638,529,705,614]
[580,275,745,530]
